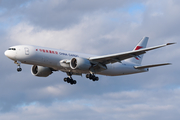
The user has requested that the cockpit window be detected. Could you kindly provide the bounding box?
[8,48,16,50]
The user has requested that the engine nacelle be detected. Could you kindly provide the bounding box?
[70,57,92,70]
[31,65,53,77]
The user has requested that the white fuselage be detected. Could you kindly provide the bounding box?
[4,45,148,76]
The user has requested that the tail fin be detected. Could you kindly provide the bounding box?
[125,37,149,65]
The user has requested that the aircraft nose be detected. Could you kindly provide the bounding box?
[4,50,16,59]
[4,50,9,57]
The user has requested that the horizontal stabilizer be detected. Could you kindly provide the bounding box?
[134,63,171,69]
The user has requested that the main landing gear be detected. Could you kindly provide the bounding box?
[64,77,77,85]
[86,74,99,81]
[64,72,77,85]
[63,73,99,85]
[14,61,22,72]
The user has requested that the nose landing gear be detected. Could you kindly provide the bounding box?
[14,61,22,72]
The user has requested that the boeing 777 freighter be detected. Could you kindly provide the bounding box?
[4,37,175,85]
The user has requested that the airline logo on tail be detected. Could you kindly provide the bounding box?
[135,46,143,50]
[135,46,143,60]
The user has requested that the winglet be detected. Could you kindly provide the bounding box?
[166,43,176,45]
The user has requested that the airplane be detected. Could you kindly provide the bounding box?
[4,37,175,85]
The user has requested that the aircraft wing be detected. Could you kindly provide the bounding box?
[89,43,175,65]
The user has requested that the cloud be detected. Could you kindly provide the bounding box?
[0,89,180,120]
[21,0,139,29]
[0,0,145,30]
[0,0,32,9]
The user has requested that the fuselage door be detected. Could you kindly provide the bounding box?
[24,47,29,55]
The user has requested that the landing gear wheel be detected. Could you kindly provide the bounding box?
[89,75,93,80]
[64,78,67,82]
[67,78,71,83]
[95,77,99,81]
[73,80,77,84]
[86,74,90,78]
[17,68,22,72]
[70,80,76,85]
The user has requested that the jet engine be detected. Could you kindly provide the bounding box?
[31,65,53,77]
[70,57,92,70]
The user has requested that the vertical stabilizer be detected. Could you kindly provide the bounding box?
[125,37,149,65]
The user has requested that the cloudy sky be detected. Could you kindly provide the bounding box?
[0,0,180,119]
